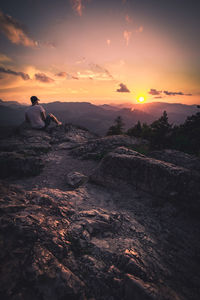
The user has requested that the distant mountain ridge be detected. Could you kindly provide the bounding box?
[111,101,199,124]
[0,99,198,134]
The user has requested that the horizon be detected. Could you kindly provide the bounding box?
[1,98,199,108]
[0,0,199,105]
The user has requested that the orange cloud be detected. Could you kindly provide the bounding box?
[148,88,162,96]
[71,0,84,16]
[123,30,132,46]
[56,72,67,77]
[136,26,143,33]
[35,73,54,83]
[89,63,113,79]
[125,15,132,24]
[0,10,37,47]
[116,83,130,93]
[0,53,12,62]
[0,66,30,80]
[106,39,111,46]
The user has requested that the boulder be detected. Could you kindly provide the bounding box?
[0,152,44,178]
[71,135,147,160]
[149,149,200,173]
[66,171,88,188]
[90,147,200,209]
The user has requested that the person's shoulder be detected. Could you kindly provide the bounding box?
[37,104,45,112]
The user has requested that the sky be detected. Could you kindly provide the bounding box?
[0,0,199,105]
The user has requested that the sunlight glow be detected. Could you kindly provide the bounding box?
[138,96,145,103]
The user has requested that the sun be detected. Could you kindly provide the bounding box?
[137,96,145,103]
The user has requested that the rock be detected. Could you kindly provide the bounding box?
[49,123,96,145]
[90,147,200,210]
[0,183,200,300]
[71,135,147,160]
[56,142,78,150]
[0,152,44,178]
[0,185,86,300]
[149,149,200,173]
[66,171,88,188]
[124,274,154,300]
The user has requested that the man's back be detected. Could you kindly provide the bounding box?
[26,105,45,129]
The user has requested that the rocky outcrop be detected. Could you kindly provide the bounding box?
[0,152,44,178]
[71,135,148,160]
[1,125,200,300]
[66,171,88,188]
[1,182,200,300]
[149,149,200,173]
[0,124,96,179]
[90,147,200,209]
[0,183,158,300]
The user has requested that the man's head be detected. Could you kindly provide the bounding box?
[30,96,39,105]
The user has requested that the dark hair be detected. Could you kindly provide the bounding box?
[30,96,39,104]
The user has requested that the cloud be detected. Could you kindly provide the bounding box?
[0,53,12,62]
[123,30,131,46]
[0,10,37,47]
[154,96,163,99]
[39,41,56,49]
[106,39,111,46]
[163,90,192,96]
[0,66,30,80]
[136,26,143,33]
[71,0,85,16]
[76,57,86,64]
[89,63,113,79]
[56,72,67,77]
[35,73,54,83]
[55,71,79,79]
[125,15,132,24]
[148,88,162,96]
[71,75,79,80]
[116,83,130,93]
[149,88,192,97]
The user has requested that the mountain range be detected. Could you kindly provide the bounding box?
[0,99,199,135]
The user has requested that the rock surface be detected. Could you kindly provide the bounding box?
[66,171,88,188]
[71,135,147,160]
[149,149,200,173]
[90,147,200,210]
[0,126,200,300]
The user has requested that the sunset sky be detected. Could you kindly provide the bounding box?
[0,0,199,105]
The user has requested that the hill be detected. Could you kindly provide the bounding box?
[112,102,199,125]
[0,100,153,135]
[0,99,199,135]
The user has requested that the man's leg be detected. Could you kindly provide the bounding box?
[44,114,62,128]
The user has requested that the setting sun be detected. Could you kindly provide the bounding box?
[138,96,145,103]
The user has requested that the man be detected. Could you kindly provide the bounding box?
[25,96,62,129]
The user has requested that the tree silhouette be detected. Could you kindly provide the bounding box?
[127,121,142,137]
[107,116,124,136]
[150,111,172,149]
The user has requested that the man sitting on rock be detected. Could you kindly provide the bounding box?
[25,96,62,129]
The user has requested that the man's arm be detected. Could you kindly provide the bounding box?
[41,111,46,122]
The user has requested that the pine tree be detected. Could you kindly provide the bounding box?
[150,111,172,149]
[107,116,124,136]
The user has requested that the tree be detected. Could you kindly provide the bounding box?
[127,121,142,137]
[107,116,125,136]
[150,111,172,149]
[171,108,200,155]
